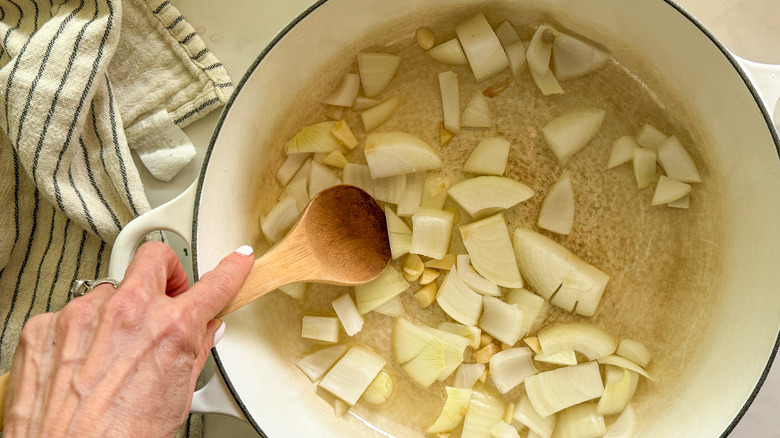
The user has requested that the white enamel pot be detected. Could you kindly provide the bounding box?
[109,0,780,436]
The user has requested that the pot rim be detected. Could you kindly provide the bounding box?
[192,1,780,436]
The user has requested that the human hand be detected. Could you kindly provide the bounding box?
[2,242,255,438]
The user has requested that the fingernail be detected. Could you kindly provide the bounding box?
[213,321,227,347]
[235,245,254,256]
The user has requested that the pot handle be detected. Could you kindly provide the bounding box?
[733,55,780,123]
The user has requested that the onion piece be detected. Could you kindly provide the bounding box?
[651,175,691,206]
[323,150,348,169]
[282,174,310,212]
[463,136,511,176]
[392,317,435,363]
[607,136,639,169]
[261,196,299,244]
[597,365,633,416]
[553,403,605,438]
[373,294,405,317]
[462,93,492,128]
[479,296,525,347]
[319,345,386,405]
[324,105,344,121]
[491,421,521,438]
[416,27,436,50]
[343,163,406,204]
[438,321,482,349]
[455,13,510,82]
[513,392,556,438]
[552,33,609,81]
[425,253,457,270]
[534,350,577,366]
[597,355,654,380]
[632,147,658,189]
[616,339,651,368]
[421,174,452,209]
[403,336,449,387]
[331,293,364,337]
[505,288,548,337]
[427,38,469,65]
[322,73,360,107]
[527,25,557,75]
[461,213,524,288]
[454,363,486,389]
[603,403,638,438]
[361,94,404,132]
[489,347,538,393]
[352,95,380,111]
[524,361,604,418]
[439,70,461,133]
[437,265,484,326]
[427,387,473,433]
[635,123,668,149]
[301,316,340,343]
[668,193,690,209]
[542,108,606,165]
[361,370,394,405]
[657,135,702,183]
[355,265,410,314]
[342,163,374,195]
[308,161,341,196]
[537,322,617,360]
[495,21,527,77]
[462,391,506,438]
[524,336,542,354]
[276,152,310,186]
[397,172,426,216]
[537,170,575,235]
[285,121,341,154]
[421,327,471,381]
[278,281,308,302]
[364,131,443,178]
[513,227,609,317]
[414,282,438,308]
[529,66,565,96]
[410,207,455,260]
[419,268,440,285]
[457,254,501,296]
[448,176,534,219]
[402,253,424,282]
[358,52,401,97]
[296,344,349,382]
[331,120,358,150]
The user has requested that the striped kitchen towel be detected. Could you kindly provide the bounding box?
[0,0,234,436]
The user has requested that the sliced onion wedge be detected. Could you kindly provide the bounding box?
[657,135,702,183]
[513,228,609,316]
[529,66,564,96]
[358,52,401,97]
[607,136,639,170]
[552,33,609,81]
[505,288,548,337]
[527,24,557,75]
[397,172,426,216]
[453,363,486,389]
[364,131,443,178]
[463,136,511,175]
[461,213,524,288]
[479,296,524,347]
[285,121,341,154]
[513,392,556,438]
[392,316,435,363]
[462,93,492,128]
[437,265,484,326]
[385,206,412,260]
[361,370,394,405]
[633,147,658,189]
[537,322,616,360]
[542,108,605,165]
[524,361,604,418]
[488,347,538,393]
[278,281,308,302]
[331,293,364,337]
[462,391,506,438]
[597,365,634,416]
[322,73,360,107]
[635,123,668,150]
[495,21,527,76]
[439,70,461,133]
[319,345,386,405]
[438,321,482,349]
[296,344,349,382]
[651,175,691,206]
[421,174,452,209]
[603,403,638,438]
[354,265,410,314]
[427,38,469,65]
[457,254,501,296]
[455,13,510,82]
[276,152,310,186]
[361,94,404,132]
[616,339,651,368]
[537,170,575,235]
[427,387,473,433]
[491,421,521,438]
[261,196,299,244]
[534,350,577,366]
[597,355,654,380]
[554,403,606,438]
[301,316,340,343]
[410,207,455,260]
[448,176,534,219]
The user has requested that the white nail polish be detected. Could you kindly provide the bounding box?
[235,245,254,256]
[213,321,227,347]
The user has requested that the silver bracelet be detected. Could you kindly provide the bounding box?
[70,278,120,300]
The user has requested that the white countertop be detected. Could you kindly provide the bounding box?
[157,1,779,436]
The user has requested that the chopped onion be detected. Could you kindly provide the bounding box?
[439,321,482,349]
[308,160,341,196]
[552,33,609,81]
[315,388,351,418]
[597,365,633,416]
[651,175,691,206]
[448,176,534,219]
[421,174,452,209]
[331,293,364,337]
[361,94,404,132]
[495,21,521,47]
[416,27,436,50]
[282,172,310,212]
[524,336,542,354]
[553,403,605,438]
[421,326,471,380]
[513,227,609,316]
[426,38,469,65]
[632,147,658,189]
[534,350,577,366]
[324,105,344,121]
[319,345,386,405]
[414,282,439,308]
[463,136,511,175]
[479,296,524,346]
[667,193,690,209]
[537,322,616,360]
[331,120,358,150]
[513,392,556,438]
[657,135,702,183]
[439,70,461,133]
[392,317,435,363]
[607,136,639,169]
[454,363,486,389]
[301,315,340,343]
[323,150,348,169]
[354,265,410,314]
[457,254,501,296]
[537,170,575,235]
[462,390,506,438]
[364,130,443,178]
[635,123,668,149]
[373,295,405,317]
[278,281,308,302]
[285,121,341,154]
[403,336,448,387]
[427,387,473,433]
[526,24,557,75]
[505,288,548,336]
[425,253,457,270]
[491,421,521,438]
[342,163,373,195]
[597,355,654,380]
[616,339,651,368]
[437,265,484,326]
[410,207,455,260]
[462,93,492,128]
[419,268,440,285]
[495,21,527,77]
[542,108,606,165]
[488,347,538,393]
[603,403,637,438]
[358,52,401,97]
[261,196,299,244]
[461,213,524,288]
[397,172,426,216]
[402,253,424,281]
[322,73,360,107]
[529,66,565,96]
[524,361,604,418]
[455,13,510,82]
[296,344,349,382]
[361,370,394,405]
[276,152,310,186]
[352,95,380,111]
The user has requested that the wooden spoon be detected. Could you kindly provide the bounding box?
[0,185,391,428]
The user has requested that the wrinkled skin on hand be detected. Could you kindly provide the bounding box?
[2,242,254,438]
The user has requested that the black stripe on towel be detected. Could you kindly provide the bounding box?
[80,137,122,231]
[173,97,220,125]
[46,217,71,312]
[153,1,170,15]
[22,205,57,326]
[166,15,182,30]
[104,79,141,216]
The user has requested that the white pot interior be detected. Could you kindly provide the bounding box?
[194,0,780,436]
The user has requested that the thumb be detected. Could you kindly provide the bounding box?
[181,245,255,323]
